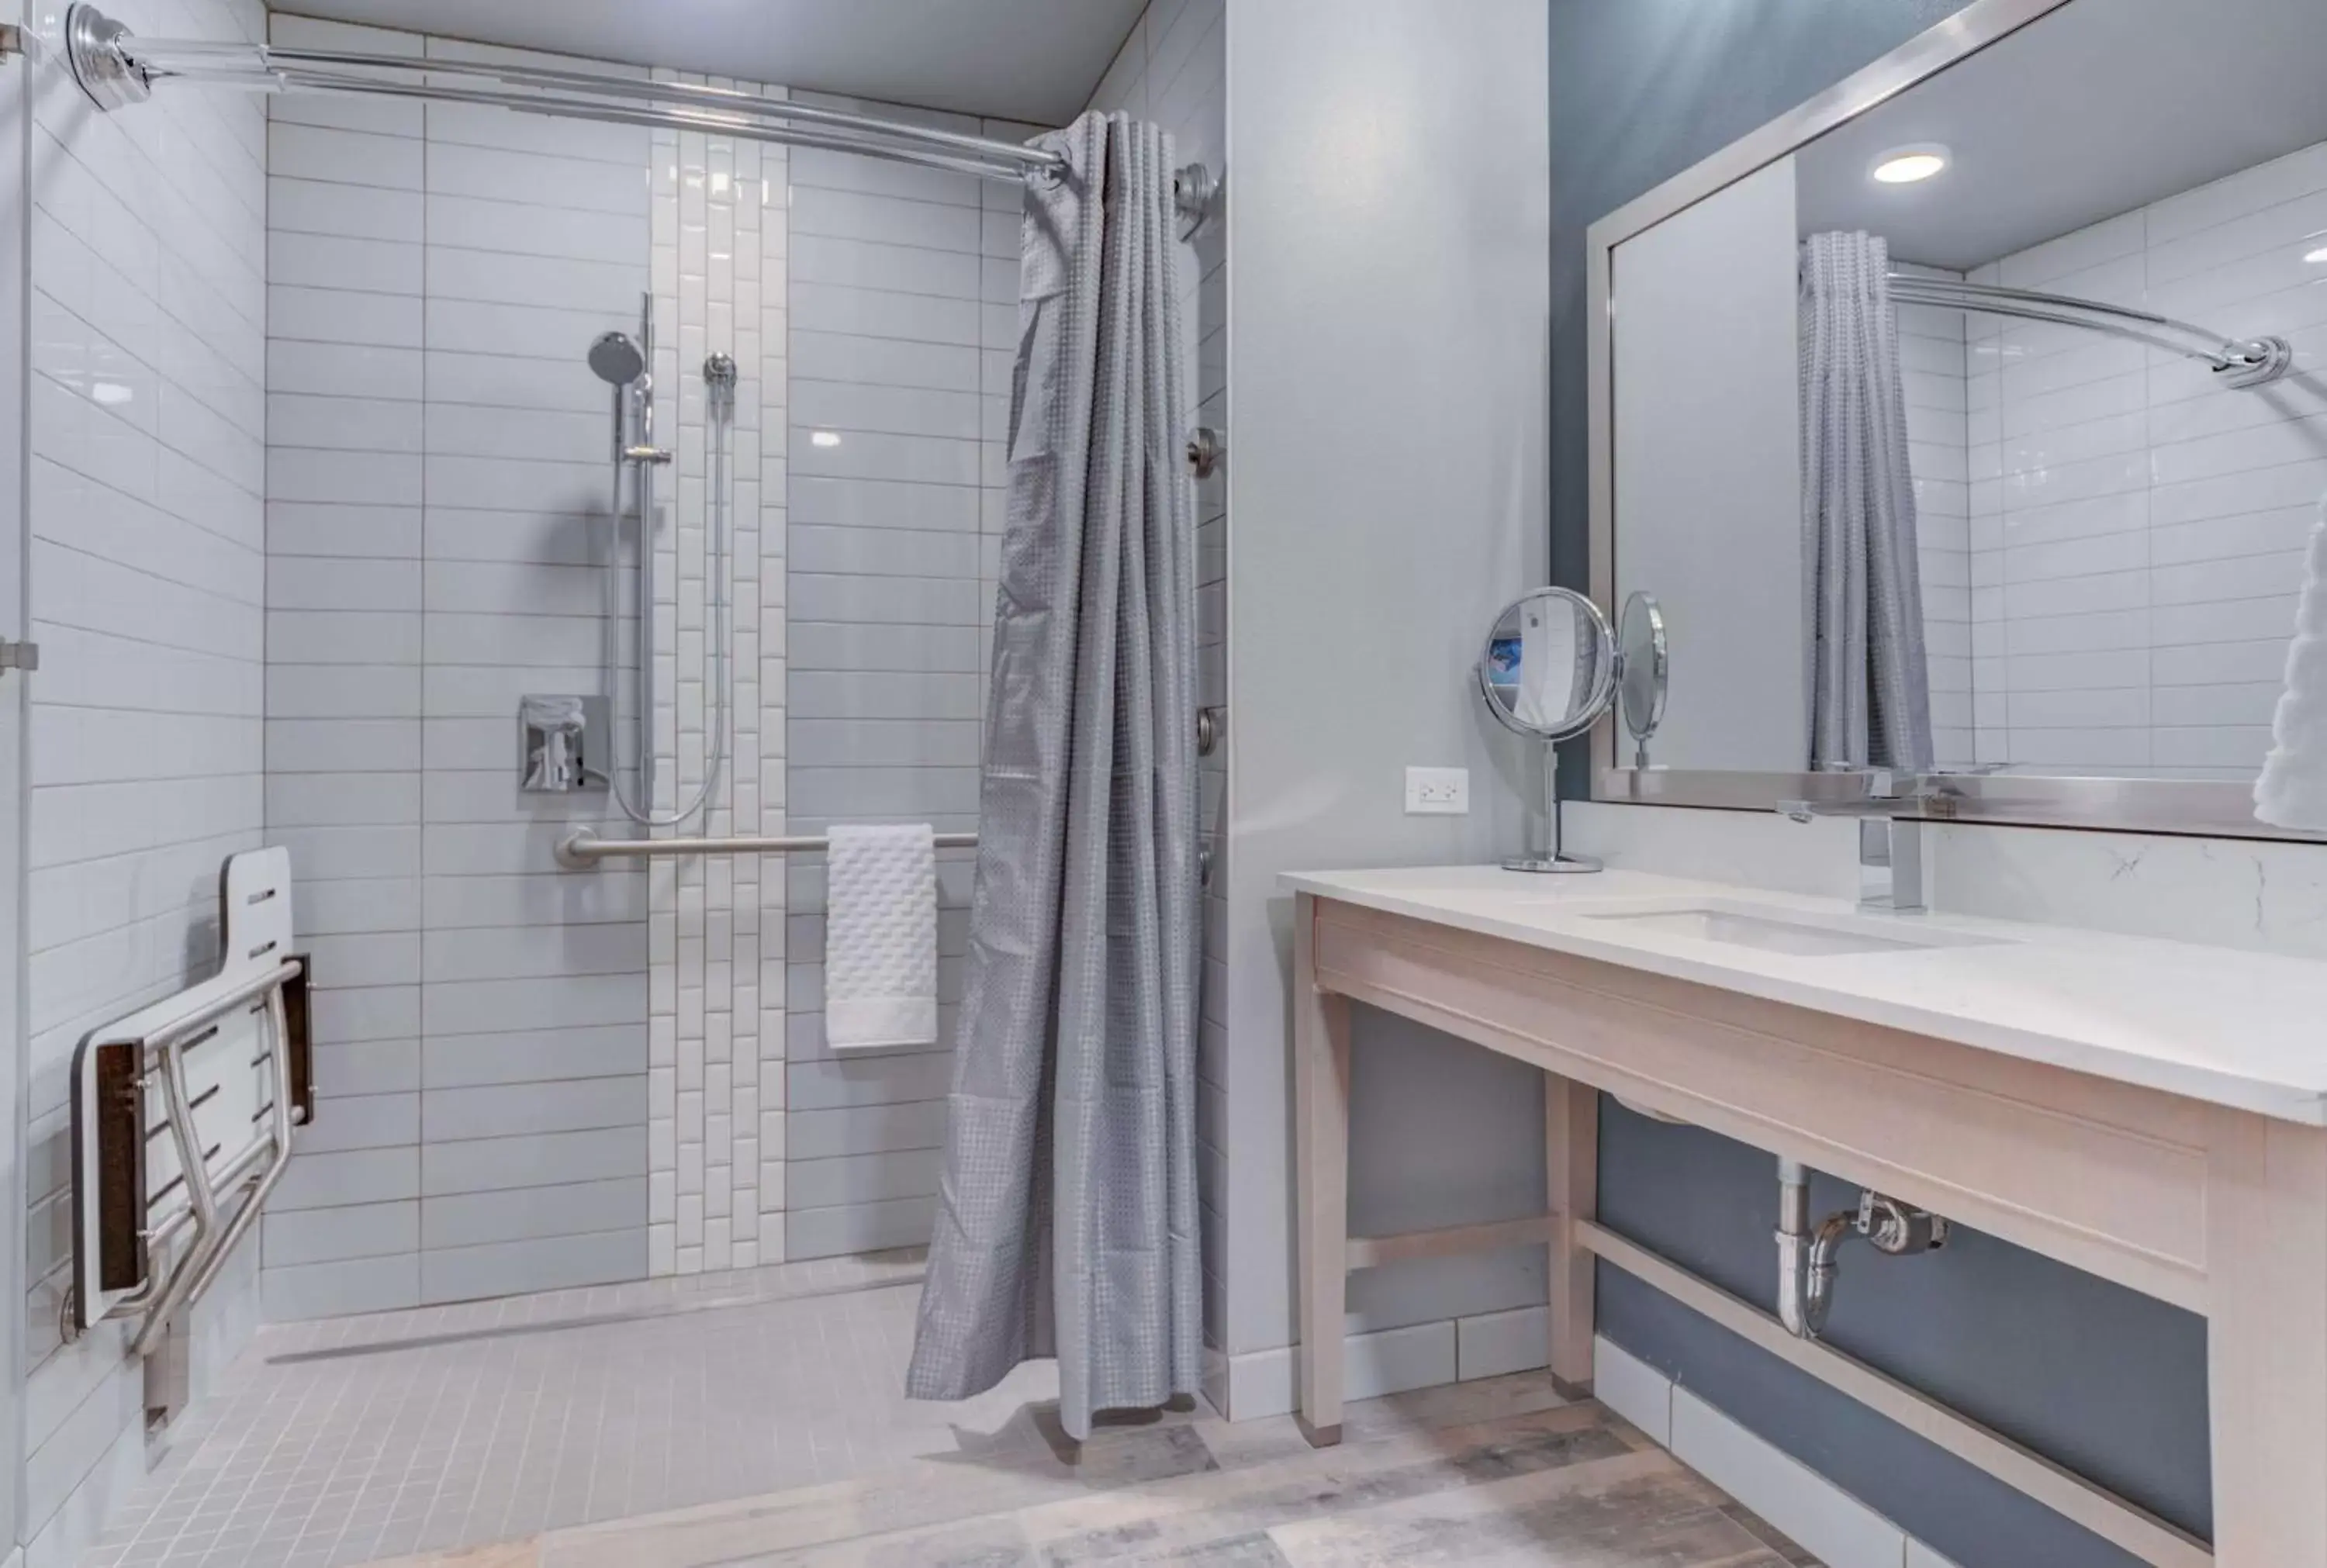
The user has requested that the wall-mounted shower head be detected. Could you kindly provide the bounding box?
[588,330,645,387]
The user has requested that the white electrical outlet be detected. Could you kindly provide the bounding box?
[1405,766,1469,815]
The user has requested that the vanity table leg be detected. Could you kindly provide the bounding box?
[1547,1074,1598,1396]
[2204,1109,2327,1564]
[1293,893,1350,1447]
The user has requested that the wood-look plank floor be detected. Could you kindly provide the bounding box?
[351,1372,1819,1568]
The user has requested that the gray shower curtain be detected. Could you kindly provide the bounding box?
[904,112,1202,1440]
[1800,231,1935,772]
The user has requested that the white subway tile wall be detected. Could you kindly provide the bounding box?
[263,16,652,1318]
[780,96,1013,1260]
[22,0,270,1559]
[1949,137,2327,777]
[1086,0,1228,1368]
[1897,264,1975,768]
[643,75,788,1278]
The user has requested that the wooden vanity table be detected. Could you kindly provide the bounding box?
[1287,868,2327,1568]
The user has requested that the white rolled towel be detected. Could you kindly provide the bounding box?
[823,824,938,1051]
[2253,495,2327,830]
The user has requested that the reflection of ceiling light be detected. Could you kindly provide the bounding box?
[2306,244,2327,265]
[1871,143,1951,185]
[92,383,132,406]
[811,431,841,447]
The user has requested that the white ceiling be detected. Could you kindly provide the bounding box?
[271,0,1148,124]
[1796,0,2327,271]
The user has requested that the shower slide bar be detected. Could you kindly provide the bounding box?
[66,848,315,1356]
[1886,272,2293,389]
[47,5,1219,233]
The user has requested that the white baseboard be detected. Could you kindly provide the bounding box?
[1594,1336,1962,1568]
[1221,1303,1553,1420]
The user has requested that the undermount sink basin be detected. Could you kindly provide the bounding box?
[1570,901,2008,958]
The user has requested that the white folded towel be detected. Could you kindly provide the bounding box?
[2254,496,2327,830]
[824,824,938,1052]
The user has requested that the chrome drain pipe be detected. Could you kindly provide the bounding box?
[1777,1159,1950,1342]
[1776,1159,1812,1336]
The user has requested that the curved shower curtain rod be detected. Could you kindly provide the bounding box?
[35,4,1219,231]
[1883,271,2293,390]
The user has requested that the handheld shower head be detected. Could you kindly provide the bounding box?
[588,330,645,386]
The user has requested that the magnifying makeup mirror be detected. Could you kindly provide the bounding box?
[1479,587,1672,872]
[1479,587,1619,873]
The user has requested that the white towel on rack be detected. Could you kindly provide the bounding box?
[2255,495,2327,830]
[824,824,939,1052]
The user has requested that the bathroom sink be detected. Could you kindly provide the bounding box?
[1568,900,2007,958]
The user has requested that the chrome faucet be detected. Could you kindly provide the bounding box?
[1777,773,1935,914]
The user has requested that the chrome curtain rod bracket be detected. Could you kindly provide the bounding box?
[65,3,147,109]
[1886,271,2294,390]
[1174,163,1219,240]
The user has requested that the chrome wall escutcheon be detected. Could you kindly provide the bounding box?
[1185,427,1221,478]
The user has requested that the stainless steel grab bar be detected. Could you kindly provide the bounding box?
[143,958,305,1054]
[558,827,979,866]
[560,826,1224,889]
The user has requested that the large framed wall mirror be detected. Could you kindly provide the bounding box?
[1587,0,2327,838]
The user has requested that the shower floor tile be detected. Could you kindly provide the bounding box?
[83,1250,1817,1568]
[81,1249,1066,1568]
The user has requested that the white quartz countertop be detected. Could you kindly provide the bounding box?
[1281,864,2327,1126]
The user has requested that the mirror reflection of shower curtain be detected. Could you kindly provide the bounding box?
[1800,231,1934,772]
[906,111,1201,1440]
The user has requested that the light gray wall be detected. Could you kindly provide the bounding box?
[1222,0,1551,1361]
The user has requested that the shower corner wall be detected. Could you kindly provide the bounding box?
[19,0,271,1559]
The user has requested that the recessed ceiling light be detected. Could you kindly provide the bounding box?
[811,430,842,448]
[1871,143,1952,185]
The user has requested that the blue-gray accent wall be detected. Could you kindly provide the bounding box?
[1599,1106,2208,1566]
[1546,5,2214,1565]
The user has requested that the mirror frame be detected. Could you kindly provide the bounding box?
[1582,0,2327,842]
